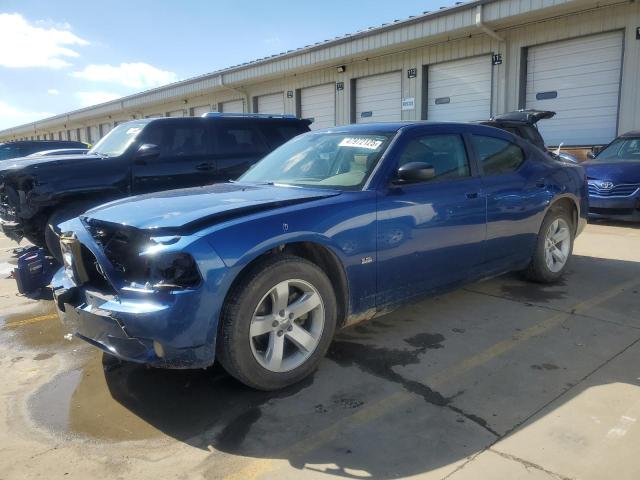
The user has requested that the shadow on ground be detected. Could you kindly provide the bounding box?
[27,254,640,479]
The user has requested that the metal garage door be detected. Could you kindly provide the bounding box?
[301,84,335,130]
[526,31,623,146]
[89,126,99,143]
[257,93,285,114]
[355,71,402,123]
[427,55,492,122]
[192,105,210,116]
[221,99,244,113]
[99,123,111,138]
[167,109,185,117]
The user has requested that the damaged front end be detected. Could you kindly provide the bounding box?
[0,173,45,243]
[52,216,229,368]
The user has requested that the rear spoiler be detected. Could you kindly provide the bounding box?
[491,110,556,125]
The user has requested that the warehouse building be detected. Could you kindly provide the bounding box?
[1,0,639,153]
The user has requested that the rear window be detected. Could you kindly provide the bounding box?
[472,135,526,176]
[213,122,268,154]
[259,122,310,149]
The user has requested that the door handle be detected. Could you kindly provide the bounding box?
[195,163,212,171]
[466,192,479,199]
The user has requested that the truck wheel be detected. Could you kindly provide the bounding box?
[522,206,574,284]
[45,203,93,263]
[217,254,337,391]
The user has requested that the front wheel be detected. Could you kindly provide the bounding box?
[523,206,574,283]
[217,254,337,390]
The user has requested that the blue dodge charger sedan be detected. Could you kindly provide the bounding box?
[583,130,640,222]
[53,122,587,390]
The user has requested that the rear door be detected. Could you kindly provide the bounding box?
[210,120,270,181]
[132,120,215,193]
[376,128,486,305]
[471,133,549,269]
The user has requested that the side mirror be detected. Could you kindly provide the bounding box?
[136,143,160,160]
[396,162,436,183]
[586,151,596,160]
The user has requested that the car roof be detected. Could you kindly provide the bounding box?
[312,121,514,137]
[142,115,310,124]
[0,140,84,145]
[620,130,640,138]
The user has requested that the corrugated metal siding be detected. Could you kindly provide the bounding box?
[0,0,637,142]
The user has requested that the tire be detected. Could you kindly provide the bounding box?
[523,205,574,284]
[217,254,337,391]
[45,203,94,263]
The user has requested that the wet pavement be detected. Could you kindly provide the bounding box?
[0,222,639,479]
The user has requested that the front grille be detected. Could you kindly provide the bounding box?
[80,245,116,293]
[588,183,640,197]
[590,207,635,216]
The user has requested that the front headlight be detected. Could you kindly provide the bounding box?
[147,253,201,289]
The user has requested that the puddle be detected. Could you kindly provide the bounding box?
[29,353,314,448]
[499,275,567,303]
[1,300,69,349]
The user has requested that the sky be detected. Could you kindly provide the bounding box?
[0,0,451,130]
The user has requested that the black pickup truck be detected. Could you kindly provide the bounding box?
[0,114,311,260]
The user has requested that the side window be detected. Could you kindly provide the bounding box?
[214,123,267,154]
[140,123,209,158]
[397,134,470,181]
[472,135,525,176]
[260,123,308,149]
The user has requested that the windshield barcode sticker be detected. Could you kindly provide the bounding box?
[339,138,383,150]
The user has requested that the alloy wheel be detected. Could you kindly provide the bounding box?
[249,279,325,373]
[543,218,571,273]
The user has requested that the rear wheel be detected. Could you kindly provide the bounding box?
[217,254,337,390]
[523,206,574,283]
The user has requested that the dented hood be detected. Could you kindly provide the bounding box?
[83,182,340,232]
[0,154,101,178]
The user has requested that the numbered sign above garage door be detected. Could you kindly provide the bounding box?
[301,83,335,130]
[525,31,623,146]
[355,71,402,124]
[220,99,244,113]
[257,92,285,114]
[427,55,493,122]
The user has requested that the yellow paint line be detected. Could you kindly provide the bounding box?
[3,313,58,328]
[223,277,640,480]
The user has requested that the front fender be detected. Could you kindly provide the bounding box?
[202,191,379,319]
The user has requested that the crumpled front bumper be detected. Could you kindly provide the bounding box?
[53,269,214,368]
[51,218,232,369]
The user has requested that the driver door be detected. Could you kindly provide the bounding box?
[376,130,486,306]
[132,120,215,194]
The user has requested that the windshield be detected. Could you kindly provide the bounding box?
[239,132,394,189]
[595,137,640,162]
[89,121,147,157]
